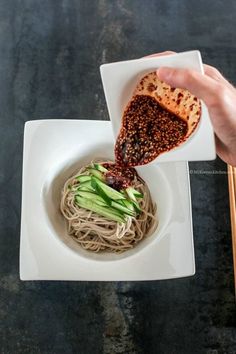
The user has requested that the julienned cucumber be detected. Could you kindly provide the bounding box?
[125,188,141,213]
[87,168,105,181]
[92,182,111,205]
[132,201,141,213]
[111,201,135,216]
[126,187,143,199]
[93,163,108,173]
[121,199,135,212]
[118,197,141,214]
[76,190,107,206]
[75,196,125,223]
[91,177,126,201]
[74,164,144,222]
[76,175,91,183]
[77,186,94,192]
[77,181,95,192]
[75,191,140,217]
[126,187,143,201]
[76,190,135,216]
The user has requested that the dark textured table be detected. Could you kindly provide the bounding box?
[0,1,236,353]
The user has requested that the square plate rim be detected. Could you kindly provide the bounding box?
[20,119,195,281]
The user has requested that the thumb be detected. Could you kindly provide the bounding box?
[156,67,217,105]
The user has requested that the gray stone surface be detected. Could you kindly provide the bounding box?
[0,0,236,353]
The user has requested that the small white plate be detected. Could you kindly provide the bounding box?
[20,120,195,281]
[100,50,216,162]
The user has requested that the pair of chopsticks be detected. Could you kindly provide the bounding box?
[227,165,236,292]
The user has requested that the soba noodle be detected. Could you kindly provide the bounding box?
[60,160,158,253]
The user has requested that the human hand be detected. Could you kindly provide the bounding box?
[150,52,236,166]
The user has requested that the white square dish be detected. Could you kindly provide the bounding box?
[20,119,195,281]
[100,50,216,162]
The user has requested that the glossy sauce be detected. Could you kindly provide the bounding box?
[103,162,137,190]
[115,95,188,167]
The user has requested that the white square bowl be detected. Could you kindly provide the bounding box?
[20,119,195,281]
[100,50,216,162]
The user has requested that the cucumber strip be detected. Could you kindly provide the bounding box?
[77,181,95,192]
[93,163,108,173]
[91,176,126,201]
[88,168,105,181]
[76,186,95,192]
[75,196,125,223]
[111,201,136,216]
[76,190,108,206]
[125,189,142,213]
[132,200,141,214]
[126,187,143,198]
[121,199,135,212]
[92,182,112,205]
[76,175,91,183]
[122,190,141,213]
[126,187,138,202]
[93,199,109,207]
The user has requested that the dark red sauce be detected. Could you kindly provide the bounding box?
[101,94,188,190]
[102,162,137,190]
[115,95,188,167]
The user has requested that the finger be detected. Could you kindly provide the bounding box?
[204,64,224,79]
[156,66,219,105]
[203,64,234,89]
[143,51,176,58]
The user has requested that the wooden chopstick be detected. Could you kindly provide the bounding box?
[227,164,236,292]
